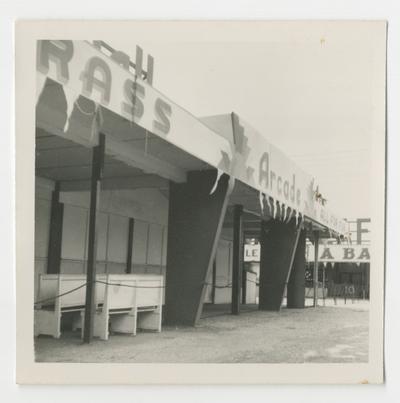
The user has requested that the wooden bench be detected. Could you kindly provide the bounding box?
[35,273,163,339]
[134,274,163,334]
[92,274,163,340]
[34,274,106,338]
[92,274,137,340]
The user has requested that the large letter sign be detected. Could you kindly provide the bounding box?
[81,57,112,104]
[37,40,74,83]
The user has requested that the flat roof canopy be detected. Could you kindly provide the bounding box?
[36,114,337,240]
[36,40,348,236]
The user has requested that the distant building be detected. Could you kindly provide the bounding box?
[243,218,371,300]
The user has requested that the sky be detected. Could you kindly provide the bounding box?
[109,21,385,219]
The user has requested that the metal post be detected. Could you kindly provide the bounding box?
[313,231,320,308]
[231,204,243,315]
[47,181,64,274]
[282,223,302,307]
[322,263,326,306]
[361,266,365,300]
[242,269,247,305]
[83,134,105,343]
[211,258,216,304]
[333,262,337,305]
[126,218,134,273]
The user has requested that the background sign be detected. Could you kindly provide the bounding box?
[244,244,260,262]
[307,244,370,263]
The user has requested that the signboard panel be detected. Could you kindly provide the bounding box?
[230,115,347,234]
[244,244,260,262]
[306,244,370,263]
[245,243,370,263]
[36,40,233,172]
[36,40,346,234]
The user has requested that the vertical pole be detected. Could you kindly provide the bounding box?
[333,263,337,305]
[361,265,365,300]
[313,231,320,308]
[242,268,247,305]
[83,134,105,344]
[135,45,143,79]
[231,205,243,315]
[211,258,216,304]
[322,263,326,306]
[126,218,134,273]
[282,223,302,307]
[47,181,64,274]
[146,54,154,85]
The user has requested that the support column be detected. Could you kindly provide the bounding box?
[211,258,216,304]
[126,218,134,273]
[313,231,320,308]
[47,181,64,274]
[231,205,243,315]
[164,170,232,326]
[322,263,326,306]
[287,229,306,308]
[365,263,370,299]
[334,262,340,283]
[83,134,105,343]
[259,218,298,311]
[242,269,247,305]
[325,263,333,298]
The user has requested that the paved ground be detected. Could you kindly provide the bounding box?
[35,300,369,363]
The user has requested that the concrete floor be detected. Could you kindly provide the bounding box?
[34,300,369,363]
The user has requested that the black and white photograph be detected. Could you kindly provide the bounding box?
[14,19,386,384]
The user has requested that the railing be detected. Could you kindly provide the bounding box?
[328,283,368,301]
[305,281,368,304]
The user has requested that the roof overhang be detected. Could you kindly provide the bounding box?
[201,114,348,236]
[36,40,348,236]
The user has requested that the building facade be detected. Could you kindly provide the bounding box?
[35,40,348,336]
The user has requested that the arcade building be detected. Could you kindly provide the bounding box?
[34,40,348,340]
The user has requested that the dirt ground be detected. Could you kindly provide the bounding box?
[35,300,369,363]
